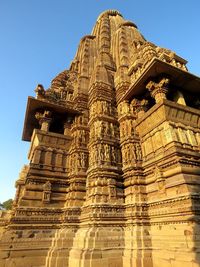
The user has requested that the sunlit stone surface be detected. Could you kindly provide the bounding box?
[1,10,200,267]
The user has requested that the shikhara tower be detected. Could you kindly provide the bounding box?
[1,10,200,267]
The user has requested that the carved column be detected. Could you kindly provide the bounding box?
[117,99,149,266]
[44,148,53,170]
[35,110,52,131]
[117,100,144,204]
[54,149,63,172]
[86,82,122,206]
[146,77,170,103]
[31,147,42,165]
[64,111,89,222]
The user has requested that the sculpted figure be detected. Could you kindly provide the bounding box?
[110,123,114,136]
[82,130,86,143]
[96,122,99,137]
[121,122,125,138]
[127,120,132,136]
[73,154,77,168]
[98,101,101,113]
[107,102,112,115]
[101,122,106,137]
[106,122,110,136]
[127,145,131,163]
[131,121,135,135]
[111,146,116,163]
[125,102,130,114]
[77,132,82,145]
[35,84,45,99]
[105,144,110,161]
[99,101,103,113]
[94,146,98,163]
[101,101,106,114]
[99,144,105,161]
[89,153,93,165]
[136,143,142,160]
[121,102,126,114]
[77,153,81,167]
[118,104,122,116]
[133,143,137,159]
[120,122,125,138]
[123,146,128,165]
[73,132,77,144]
[95,122,99,136]
[102,101,106,113]
[73,154,78,171]
[83,153,88,168]
[115,125,119,138]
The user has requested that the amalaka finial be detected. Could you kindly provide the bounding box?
[97,10,123,21]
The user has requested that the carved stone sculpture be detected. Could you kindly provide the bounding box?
[1,9,200,267]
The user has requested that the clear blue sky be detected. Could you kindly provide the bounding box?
[0,0,200,203]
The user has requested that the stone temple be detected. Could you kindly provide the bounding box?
[1,9,200,267]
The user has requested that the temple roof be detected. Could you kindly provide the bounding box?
[51,10,146,94]
[22,10,200,141]
[45,10,196,101]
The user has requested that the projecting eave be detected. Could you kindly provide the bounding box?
[22,96,80,141]
[121,58,200,101]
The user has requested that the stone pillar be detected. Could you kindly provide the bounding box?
[44,148,53,170]
[117,99,151,267]
[54,149,63,171]
[31,147,42,164]
[64,112,89,209]
[87,93,122,205]
[35,110,52,131]
[146,77,170,103]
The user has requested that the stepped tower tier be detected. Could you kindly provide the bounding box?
[1,9,200,267]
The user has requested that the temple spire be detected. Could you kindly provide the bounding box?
[2,10,200,267]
